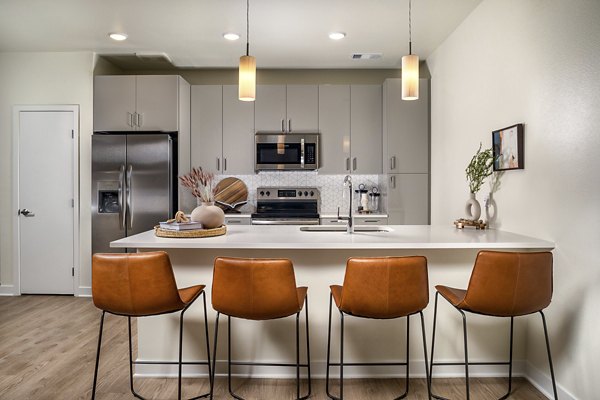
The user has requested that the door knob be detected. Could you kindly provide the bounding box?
[19,208,35,217]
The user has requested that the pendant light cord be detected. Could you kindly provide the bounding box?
[408,0,412,55]
[246,0,250,56]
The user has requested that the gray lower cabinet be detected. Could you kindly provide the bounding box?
[224,215,251,225]
[387,174,429,224]
[190,85,254,174]
[320,216,389,225]
[94,75,182,132]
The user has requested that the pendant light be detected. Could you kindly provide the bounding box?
[239,0,256,101]
[402,0,419,100]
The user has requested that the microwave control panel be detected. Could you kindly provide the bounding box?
[305,144,316,164]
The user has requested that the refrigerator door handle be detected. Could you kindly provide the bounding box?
[126,164,133,229]
[118,164,126,230]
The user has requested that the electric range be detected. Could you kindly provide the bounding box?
[251,187,320,225]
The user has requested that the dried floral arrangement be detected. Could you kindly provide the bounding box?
[465,143,495,194]
[179,167,217,203]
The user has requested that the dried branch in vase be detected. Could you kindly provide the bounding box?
[179,167,217,203]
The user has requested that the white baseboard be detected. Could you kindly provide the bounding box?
[134,359,526,380]
[525,361,576,400]
[77,286,92,297]
[0,285,16,296]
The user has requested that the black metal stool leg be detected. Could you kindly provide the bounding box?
[394,316,410,400]
[304,295,312,399]
[210,312,220,400]
[326,293,337,400]
[128,316,145,399]
[541,311,559,400]
[499,317,514,400]
[420,311,432,400]
[178,308,186,400]
[227,316,244,400]
[91,311,105,400]
[296,311,301,400]
[430,292,449,400]
[460,309,470,400]
[339,310,345,400]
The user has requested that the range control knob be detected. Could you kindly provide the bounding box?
[298,191,303,196]
[265,191,271,196]
[260,191,265,196]
[310,191,314,197]
[304,191,309,196]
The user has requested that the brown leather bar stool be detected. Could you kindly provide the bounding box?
[210,257,311,400]
[326,256,432,400]
[429,251,558,400]
[91,251,212,400]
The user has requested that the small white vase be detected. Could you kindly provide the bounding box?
[485,192,497,225]
[465,192,481,221]
[191,201,225,229]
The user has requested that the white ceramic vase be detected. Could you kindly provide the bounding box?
[191,201,225,229]
[485,192,497,225]
[465,192,481,221]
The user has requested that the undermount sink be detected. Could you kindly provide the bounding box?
[300,225,392,233]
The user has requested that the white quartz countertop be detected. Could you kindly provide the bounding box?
[111,225,554,250]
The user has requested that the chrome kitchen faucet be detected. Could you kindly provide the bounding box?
[337,175,354,233]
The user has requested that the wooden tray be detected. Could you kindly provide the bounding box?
[154,225,227,238]
[214,177,248,211]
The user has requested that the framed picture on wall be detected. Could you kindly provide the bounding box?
[492,123,524,171]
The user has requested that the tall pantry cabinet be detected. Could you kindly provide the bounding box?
[383,78,430,224]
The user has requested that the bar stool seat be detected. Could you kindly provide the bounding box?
[429,250,558,400]
[211,257,311,400]
[91,251,212,400]
[326,256,432,400]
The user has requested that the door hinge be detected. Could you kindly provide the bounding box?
[71,267,75,277]
[71,129,74,138]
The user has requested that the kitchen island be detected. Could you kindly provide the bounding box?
[111,225,554,379]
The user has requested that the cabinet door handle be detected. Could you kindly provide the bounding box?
[352,157,357,171]
[346,157,350,171]
[390,175,396,188]
[288,119,292,133]
[390,156,396,170]
[223,158,227,171]
[281,119,285,132]
[136,113,143,128]
[127,112,134,127]
[216,157,221,171]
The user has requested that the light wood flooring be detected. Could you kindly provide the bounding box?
[0,295,548,399]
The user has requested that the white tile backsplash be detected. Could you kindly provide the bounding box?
[212,171,385,214]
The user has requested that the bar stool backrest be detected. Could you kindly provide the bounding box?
[92,252,185,316]
[340,256,429,319]
[212,257,301,320]
[463,251,553,316]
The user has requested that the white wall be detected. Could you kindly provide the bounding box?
[427,0,600,398]
[0,52,95,293]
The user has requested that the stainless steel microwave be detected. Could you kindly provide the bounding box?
[255,132,319,171]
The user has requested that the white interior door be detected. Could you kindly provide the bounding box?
[18,110,75,294]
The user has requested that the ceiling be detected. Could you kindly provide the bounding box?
[0,0,481,69]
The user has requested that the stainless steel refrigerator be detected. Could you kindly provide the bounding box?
[92,133,176,253]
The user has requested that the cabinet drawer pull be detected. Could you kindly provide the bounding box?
[228,219,241,224]
[363,219,379,223]
[390,156,396,170]
[390,175,396,188]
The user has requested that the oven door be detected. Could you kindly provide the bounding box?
[255,133,318,171]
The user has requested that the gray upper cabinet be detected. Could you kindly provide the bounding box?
[383,78,429,173]
[255,85,318,132]
[191,85,254,175]
[222,85,255,174]
[318,85,351,174]
[350,85,382,174]
[318,84,382,174]
[191,85,223,172]
[94,75,182,132]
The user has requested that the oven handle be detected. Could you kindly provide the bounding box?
[251,219,320,225]
[300,138,305,168]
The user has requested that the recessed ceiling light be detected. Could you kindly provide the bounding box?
[109,33,128,41]
[223,33,240,41]
[329,32,346,40]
